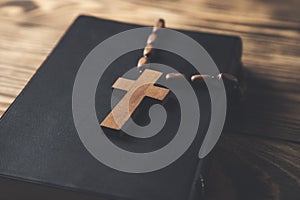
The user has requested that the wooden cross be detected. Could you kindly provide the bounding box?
[100,69,170,130]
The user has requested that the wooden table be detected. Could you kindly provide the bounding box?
[0,0,299,199]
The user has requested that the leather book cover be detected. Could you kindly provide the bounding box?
[0,15,243,200]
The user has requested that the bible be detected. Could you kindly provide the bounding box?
[0,15,244,200]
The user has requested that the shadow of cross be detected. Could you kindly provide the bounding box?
[100,69,170,130]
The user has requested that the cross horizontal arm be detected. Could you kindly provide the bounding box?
[146,86,169,100]
[112,77,135,91]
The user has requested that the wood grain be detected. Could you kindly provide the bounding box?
[0,0,299,199]
[101,69,169,130]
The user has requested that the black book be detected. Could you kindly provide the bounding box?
[0,16,243,200]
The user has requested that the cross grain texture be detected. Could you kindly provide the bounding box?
[101,69,169,130]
